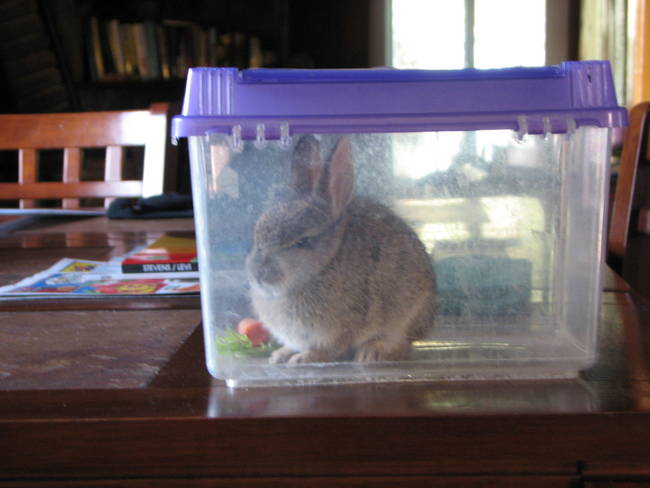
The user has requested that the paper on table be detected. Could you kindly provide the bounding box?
[0,209,105,216]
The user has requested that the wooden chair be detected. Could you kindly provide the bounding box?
[0,102,177,211]
[608,101,650,277]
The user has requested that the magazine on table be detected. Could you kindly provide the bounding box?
[0,232,248,297]
[0,258,201,296]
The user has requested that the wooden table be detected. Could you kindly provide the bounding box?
[1,217,649,487]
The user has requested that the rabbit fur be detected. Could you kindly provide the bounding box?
[246,135,436,364]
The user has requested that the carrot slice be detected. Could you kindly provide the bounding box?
[237,318,269,346]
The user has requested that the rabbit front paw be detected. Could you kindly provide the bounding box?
[269,346,298,364]
[269,347,338,364]
[287,350,334,364]
[354,339,410,362]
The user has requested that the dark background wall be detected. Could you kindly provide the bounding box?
[0,0,376,114]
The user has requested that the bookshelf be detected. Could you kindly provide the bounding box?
[0,0,375,112]
[79,5,286,83]
[46,0,291,110]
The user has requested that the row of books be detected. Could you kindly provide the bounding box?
[85,17,272,82]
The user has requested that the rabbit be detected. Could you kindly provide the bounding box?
[245,135,436,365]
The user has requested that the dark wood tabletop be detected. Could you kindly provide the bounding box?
[0,216,649,487]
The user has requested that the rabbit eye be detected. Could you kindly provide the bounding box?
[293,236,314,249]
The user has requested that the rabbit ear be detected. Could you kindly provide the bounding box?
[318,137,355,218]
[290,135,323,196]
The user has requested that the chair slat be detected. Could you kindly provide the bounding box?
[609,103,648,259]
[142,104,168,197]
[608,101,650,276]
[63,147,82,209]
[1,181,143,199]
[18,148,37,209]
[0,111,152,149]
[104,145,125,208]
[105,146,123,181]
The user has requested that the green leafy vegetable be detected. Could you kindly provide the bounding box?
[215,330,275,357]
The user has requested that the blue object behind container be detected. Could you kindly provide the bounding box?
[436,256,532,317]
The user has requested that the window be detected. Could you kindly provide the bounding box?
[387,0,550,179]
[386,0,555,282]
[391,0,547,70]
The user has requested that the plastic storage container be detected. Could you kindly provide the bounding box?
[172,61,627,387]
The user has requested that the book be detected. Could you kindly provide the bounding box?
[144,21,162,79]
[98,19,115,77]
[132,23,152,79]
[80,18,259,82]
[107,19,125,76]
[156,24,171,79]
[121,235,198,273]
[87,16,105,80]
[119,22,138,77]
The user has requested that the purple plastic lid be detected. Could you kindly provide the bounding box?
[172,61,627,140]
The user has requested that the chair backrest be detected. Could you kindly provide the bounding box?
[0,102,176,211]
[608,101,650,273]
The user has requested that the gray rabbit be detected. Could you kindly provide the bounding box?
[246,135,436,364]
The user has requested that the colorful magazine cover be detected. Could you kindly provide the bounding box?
[0,258,201,296]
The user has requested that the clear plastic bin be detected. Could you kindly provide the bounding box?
[172,61,627,387]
